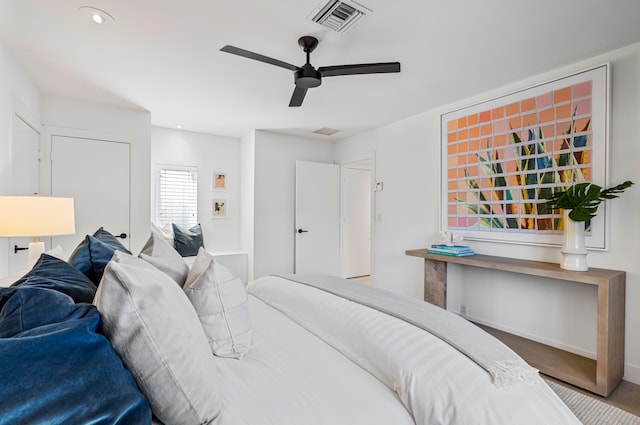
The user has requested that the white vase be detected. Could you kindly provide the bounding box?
[560,210,588,271]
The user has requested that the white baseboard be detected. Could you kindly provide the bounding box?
[624,363,640,385]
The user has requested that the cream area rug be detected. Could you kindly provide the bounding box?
[546,380,640,425]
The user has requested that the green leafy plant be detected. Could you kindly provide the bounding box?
[544,181,634,222]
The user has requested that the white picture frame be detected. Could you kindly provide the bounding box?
[212,199,227,218]
[213,171,228,191]
[440,64,610,249]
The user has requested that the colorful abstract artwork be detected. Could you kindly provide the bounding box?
[440,64,609,248]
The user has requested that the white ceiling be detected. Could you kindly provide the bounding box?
[2,0,640,141]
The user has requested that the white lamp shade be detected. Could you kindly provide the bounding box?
[0,196,76,237]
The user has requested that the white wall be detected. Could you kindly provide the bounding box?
[40,97,151,254]
[0,43,41,278]
[151,127,241,252]
[335,42,640,384]
[253,130,335,278]
[335,117,436,298]
[240,130,256,280]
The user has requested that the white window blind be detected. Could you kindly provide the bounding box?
[157,166,198,228]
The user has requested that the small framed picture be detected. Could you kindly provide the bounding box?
[213,171,227,191]
[212,199,227,218]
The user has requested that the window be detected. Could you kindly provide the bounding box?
[157,166,198,228]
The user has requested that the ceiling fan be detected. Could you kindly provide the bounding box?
[220,36,401,107]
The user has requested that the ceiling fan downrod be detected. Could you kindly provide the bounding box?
[295,36,322,89]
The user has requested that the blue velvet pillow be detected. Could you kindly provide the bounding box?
[69,235,130,285]
[93,227,131,255]
[0,287,92,338]
[0,290,151,424]
[172,223,205,257]
[11,254,97,304]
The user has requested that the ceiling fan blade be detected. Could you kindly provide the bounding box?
[318,62,401,77]
[220,45,299,71]
[289,86,308,107]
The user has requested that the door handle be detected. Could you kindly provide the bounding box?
[114,233,127,239]
[297,229,308,234]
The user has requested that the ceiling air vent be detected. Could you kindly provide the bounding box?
[310,0,370,33]
[313,127,341,136]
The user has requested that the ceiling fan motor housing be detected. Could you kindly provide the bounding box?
[295,64,322,88]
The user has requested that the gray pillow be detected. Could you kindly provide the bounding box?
[172,223,204,257]
[183,247,252,359]
[139,232,190,286]
[94,251,221,425]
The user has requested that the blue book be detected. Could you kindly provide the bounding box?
[430,244,473,253]
[427,249,474,257]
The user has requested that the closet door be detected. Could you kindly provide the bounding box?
[51,136,130,253]
[294,161,340,275]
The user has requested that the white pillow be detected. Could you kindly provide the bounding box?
[151,222,174,245]
[183,247,252,359]
[139,232,189,286]
[41,245,67,262]
[183,255,197,268]
[94,251,221,425]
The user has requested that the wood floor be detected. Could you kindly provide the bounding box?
[347,275,371,284]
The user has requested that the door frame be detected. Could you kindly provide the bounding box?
[49,135,132,253]
[10,97,42,193]
[6,97,43,274]
[41,126,133,254]
[338,152,376,282]
[40,126,131,197]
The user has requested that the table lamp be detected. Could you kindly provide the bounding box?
[0,196,76,263]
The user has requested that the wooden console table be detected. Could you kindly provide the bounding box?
[405,249,625,397]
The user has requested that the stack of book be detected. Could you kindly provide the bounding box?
[427,244,475,257]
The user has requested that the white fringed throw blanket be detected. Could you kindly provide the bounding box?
[276,273,538,389]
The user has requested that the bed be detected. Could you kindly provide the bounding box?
[0,227,582,425]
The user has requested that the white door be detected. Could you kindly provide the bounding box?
[9,114,40,274]
[341,167,371,278]
[51,136,131,254]
[295,161,340,275]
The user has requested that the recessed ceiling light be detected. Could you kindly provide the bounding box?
[79,6,116,25]
[176,125,183,129]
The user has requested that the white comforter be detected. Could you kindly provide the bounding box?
[242,275,581,425]
[215,293,415,425]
